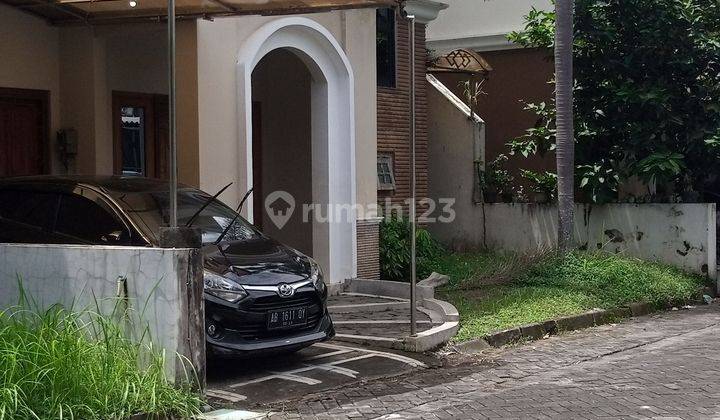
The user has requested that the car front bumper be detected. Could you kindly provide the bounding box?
[207,310,335,357]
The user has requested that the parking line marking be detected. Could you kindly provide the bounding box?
[206,389,248,403]
[338,292,409,302]
[314,342,428,368]
[332,320,433,324]
[305,363,360,378]
[304,349,355,361]
[270,372,322,385]
[226,342,426,389]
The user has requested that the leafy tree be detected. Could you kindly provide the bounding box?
[509,0,720,203]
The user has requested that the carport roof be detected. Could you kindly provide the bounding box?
[3,0,397,25]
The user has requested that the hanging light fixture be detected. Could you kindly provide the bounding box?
[128,0,137,7]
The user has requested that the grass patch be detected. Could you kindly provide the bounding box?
[436,251,706,342]
[0,301,203,419]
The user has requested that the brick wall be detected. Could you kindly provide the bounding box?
[377,11,429,216]
[358,9,430,281]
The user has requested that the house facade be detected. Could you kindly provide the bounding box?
[426,0,555,179]
[0,0,390,285]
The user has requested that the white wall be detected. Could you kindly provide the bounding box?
[427,74,485,246]
[426,0,553,51]
[196,10,377,211]
[196,11,376,282]
[428,202,718,279]
[0,243,202,381]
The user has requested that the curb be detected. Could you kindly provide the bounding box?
[455,300,704,352]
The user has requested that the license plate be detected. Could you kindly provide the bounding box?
[267,307,308,330]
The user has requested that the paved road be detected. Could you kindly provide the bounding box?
[252,304,720,419]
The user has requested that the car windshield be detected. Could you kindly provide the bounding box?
[116,188,259,244]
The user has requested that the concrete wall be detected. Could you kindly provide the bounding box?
[0,243,203,381]
[427,74,484,208]
[428,202,718,279]
[426,0,553,51]
[431,48,556,188]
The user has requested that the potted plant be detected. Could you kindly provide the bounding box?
[482,154,513,203]
[521,170,557,203]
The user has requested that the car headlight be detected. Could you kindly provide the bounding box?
[308,258,326,294]
[203,270,248,303]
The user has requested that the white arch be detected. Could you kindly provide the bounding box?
[236,17,357,282]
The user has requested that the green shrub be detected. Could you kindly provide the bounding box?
[379,215,443,281]
[0,296,202,419]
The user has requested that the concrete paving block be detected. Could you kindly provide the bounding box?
[556,312,595,332]
[484,327,522,347]
[519,323,546,340]
[594,307,631,325]
[629,302,653,317]
[542,320,558,335]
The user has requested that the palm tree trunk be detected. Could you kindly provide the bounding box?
[554,0,575,252]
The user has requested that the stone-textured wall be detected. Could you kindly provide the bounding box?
[428,203,717,279]
[0,244,202,381]
[357,218,381,279]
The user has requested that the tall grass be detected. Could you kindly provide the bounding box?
[0,294,202,419]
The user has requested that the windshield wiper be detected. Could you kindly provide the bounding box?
[214,188,253,245]
[184,182,233,227]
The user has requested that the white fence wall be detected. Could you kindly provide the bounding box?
[0,243,203,381]
[430,203,717,279]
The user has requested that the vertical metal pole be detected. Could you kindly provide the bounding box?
[408,14,417,337]
[168,0,178,228]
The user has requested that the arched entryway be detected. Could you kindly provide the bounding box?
[236,17,357,283]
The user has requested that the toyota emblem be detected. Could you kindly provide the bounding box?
[277,283,294,298]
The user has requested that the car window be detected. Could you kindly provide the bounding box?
[0,189,58,230]
[55,194,128,244]
[116,189,259,244]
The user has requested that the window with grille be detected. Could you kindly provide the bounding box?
[377,154,396,191]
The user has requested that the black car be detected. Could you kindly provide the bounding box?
[0,176,334,357]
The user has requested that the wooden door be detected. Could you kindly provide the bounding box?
[0,88,49,177]
[112,91,168,179]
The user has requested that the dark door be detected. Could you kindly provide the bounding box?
[0,88,49,177]
[113,91,169,179]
